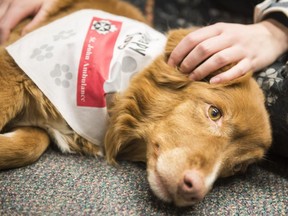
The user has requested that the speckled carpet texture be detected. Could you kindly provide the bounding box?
[1,0,288,215]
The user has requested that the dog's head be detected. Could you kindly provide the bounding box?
[105,29,272,207]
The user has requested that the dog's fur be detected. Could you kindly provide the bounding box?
[0,0,272,207]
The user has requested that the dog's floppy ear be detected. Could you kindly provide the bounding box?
[104,95,147,165]
[105,127,147,164]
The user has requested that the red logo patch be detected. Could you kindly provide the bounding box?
[77,18,122,107]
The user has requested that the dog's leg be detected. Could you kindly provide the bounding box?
[0,49,51,169]
[0,127,49,170]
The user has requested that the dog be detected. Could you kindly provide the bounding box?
[0,0,272,207]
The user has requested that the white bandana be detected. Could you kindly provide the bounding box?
[6,9,167,145]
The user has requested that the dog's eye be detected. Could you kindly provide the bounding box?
[208,106,222,121]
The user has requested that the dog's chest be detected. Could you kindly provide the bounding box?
[6,9,166,145]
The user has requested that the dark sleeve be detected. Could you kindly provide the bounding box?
[254,0,288,26]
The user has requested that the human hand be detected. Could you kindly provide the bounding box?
[168,20,288,84]
[0,0,56,44]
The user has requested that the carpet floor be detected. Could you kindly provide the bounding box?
[1,148,288,215]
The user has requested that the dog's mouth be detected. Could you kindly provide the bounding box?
[148,169,173,203]
[147,168,205,207]
[146,148,223,207]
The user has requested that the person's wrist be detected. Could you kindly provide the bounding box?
[260,19,288,54]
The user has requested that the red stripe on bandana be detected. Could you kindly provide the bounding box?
[77,17,122,107]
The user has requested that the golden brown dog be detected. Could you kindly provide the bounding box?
[0,0,272,207]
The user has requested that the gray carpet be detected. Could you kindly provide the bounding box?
[1,0,288,215]
[1,148,288,215]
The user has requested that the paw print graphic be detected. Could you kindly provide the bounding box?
[103,56,138,93]
[121,56,137,73]
[50,64,73,88]
[30,44,54,61]
[53,30,76,41]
